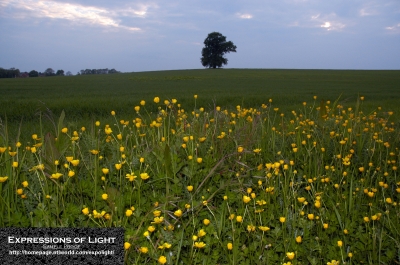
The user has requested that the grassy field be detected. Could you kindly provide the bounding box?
[1,69,399,122]
[0,69,399,264]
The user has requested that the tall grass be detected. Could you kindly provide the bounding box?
[0,94,399,264]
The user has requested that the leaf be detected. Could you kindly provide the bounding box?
[57,110,65,138]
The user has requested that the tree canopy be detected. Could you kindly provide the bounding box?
[201,32,237,69]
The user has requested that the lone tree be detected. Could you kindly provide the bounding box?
[201,32,237,69]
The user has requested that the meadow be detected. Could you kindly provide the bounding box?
[0,69,399,264]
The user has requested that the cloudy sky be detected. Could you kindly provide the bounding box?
[1,0,399,73]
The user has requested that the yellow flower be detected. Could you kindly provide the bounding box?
[90,150,99,155]
[0,176,8,183]
[153,210,161,217]
[102,168,109,174]
[174,209,183,217]
[323,223,329,229]
[297,197,306,203]
[327,260,340,265]
[154,97,160,103]
[286,252,295,260]
[158,255,167,264]
[140,172,150,180]
[105,127,112,135]
[197,229,206,237]
[227,242,233,250]
[296,236,302,243]
[22,181,28,188]
[102,194,108,200]
[148,226,156,232]
[364,216,370,222]
[115,163,122,170]
[236,216,243,223]
[125,209,133,217]
[203,219,210,225]
[194,241,206,248]
[71,159,80,166]
[152,217,164,224]
[259,226,270,232]
[139,246,148,253]
[247,225,256,232]
[279,217,286,223]
[243,195,251,203]
[61,127,68,133]
[12,162,18,168]
[68,170,75,177]
[51,173,63,179]
[192,235,198,241]
[126,173,137,181]
[139,157,145,163]
[143,231,149,237]
[140,100,145,106]
[16,188,23,195]
[124,242,131,250]
[92,210,106,218]
[308,214,314,220]
[337,240,343,247]
[237,146,244,153]
[82,207,89,215]
[386,198,393,204]
[187,185,193,192]
[197,157,203,163]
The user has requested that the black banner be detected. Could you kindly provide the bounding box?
[0,228,124,264]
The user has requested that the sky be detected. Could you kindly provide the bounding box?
[1,0,400,74]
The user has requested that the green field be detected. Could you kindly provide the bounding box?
[0,69,399,264]
[1,69,399,122]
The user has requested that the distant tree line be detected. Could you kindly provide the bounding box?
[0,67,120,78]
[0,68,21,78]
[78,68,119,75]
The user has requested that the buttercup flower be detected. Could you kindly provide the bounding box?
[174,209,183,217]
[243,195,251,203]
[197,229,206,237]
[140,173,150,180]
[126,209,133,217]
[158,256,167,264]
[0,176,8,183]
[286,252,295,260]
[194,241,206,248]
[140,247,148,253]
[82,207,89,215]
